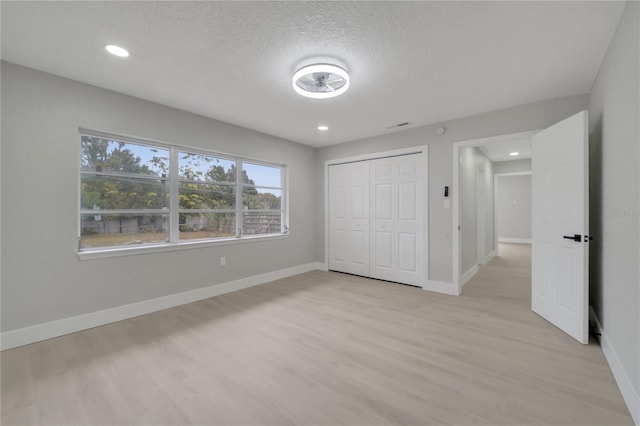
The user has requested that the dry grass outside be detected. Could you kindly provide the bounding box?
[80,230,235,249]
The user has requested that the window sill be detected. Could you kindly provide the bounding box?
[77,233,289,260]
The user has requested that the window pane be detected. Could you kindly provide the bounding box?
[243,188,281,210]
[242,162,282,187]
[179,152,235,182]
[80,214,168,249]
[81,136,169,176]
[81,175,169,210]
[179,183,235,210]
[243,211,282,235]
[179,213,236,240]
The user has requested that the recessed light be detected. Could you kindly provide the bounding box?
[293,64,350,99]
[510,152,520,156]
[317,125,329,131]
[105,44,130,57]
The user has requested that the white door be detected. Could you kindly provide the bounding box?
[531,111,589,344]
[328,161,370,276]
[370,154,423,286]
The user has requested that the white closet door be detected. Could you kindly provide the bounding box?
[328,161,370,276]
[370,154,422,286]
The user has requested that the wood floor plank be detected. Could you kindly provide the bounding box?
[1,244,633,425]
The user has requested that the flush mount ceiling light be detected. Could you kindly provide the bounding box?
[293,64,349,99]
[510,152,520,156]
[105,44,129,57]
[317,125,329,131]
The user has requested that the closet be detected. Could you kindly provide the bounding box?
[328,153,424,286]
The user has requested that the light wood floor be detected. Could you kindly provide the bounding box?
[1,244,633,425]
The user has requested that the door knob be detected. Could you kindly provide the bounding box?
[563,234,582,242]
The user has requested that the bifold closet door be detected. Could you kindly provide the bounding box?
[328,161,370,276]
[370,154,423,286]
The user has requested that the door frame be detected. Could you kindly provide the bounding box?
[452,130,540,295]
[323,145,429,287]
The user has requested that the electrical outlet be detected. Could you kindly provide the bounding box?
[220,256,226,267]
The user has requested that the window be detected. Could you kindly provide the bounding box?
[79,132,286,252]
[242,162,284,235]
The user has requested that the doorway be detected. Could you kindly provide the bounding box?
[495,172,532,247]
[452,130,538,293]
[452,111,590,344]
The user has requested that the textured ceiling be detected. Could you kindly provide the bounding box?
[0,1,625,147]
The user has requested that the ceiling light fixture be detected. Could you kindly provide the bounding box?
[105,44,130,57]
[293,64,349,99]
[510,152,520,156]
[317,125,329,131]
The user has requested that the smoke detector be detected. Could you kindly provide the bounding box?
[292,64,350,99]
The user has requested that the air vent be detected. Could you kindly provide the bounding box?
[386,122,411,130]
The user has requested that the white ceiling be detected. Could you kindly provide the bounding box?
[0,1,625,148]
[479,138,532,162]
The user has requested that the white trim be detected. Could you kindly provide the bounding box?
[590,307,640,425]
[423,280,459,296]
[324,145,427,167]
[78,234,288,260]
[498,238,532,244]
[461,264,479,287]
[481,249,496,265]
[495,171,532,177]
[452,130,540,294]
[1,262,319,351]
[323,145,430,289]
[315,261,329,272]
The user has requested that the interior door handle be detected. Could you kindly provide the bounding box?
[563,234,582,242]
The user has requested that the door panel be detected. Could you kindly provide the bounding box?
[395,155,422,285]
[370,154,423,286]
[351,185,367,219]
[399,182,417,220]
[375,184,393,219]
[375,232,393,269]
[330,153,424,287]
[350,230,368,266]
[398,233,417,272]
[329,161,370,276]
[532,111,589,344]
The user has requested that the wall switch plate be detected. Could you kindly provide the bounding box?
[220,256,226,267]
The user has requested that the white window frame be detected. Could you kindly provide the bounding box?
[78,128,288,260]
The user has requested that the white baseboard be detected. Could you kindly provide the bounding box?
[590,307,640,425]
[423,280,459,296]
[1,262,320,351]
[461,264,479,287]
[480,250,496,265]
[498,238,532,244]
[315,262,329,272]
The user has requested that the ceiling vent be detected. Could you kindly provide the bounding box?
[386,122,411,130]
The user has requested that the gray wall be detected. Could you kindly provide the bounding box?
[0,62,317,332]
[493,159,531,174]
[589,0,639,403]
[476,148,495,261]
[459,147,478,273]
[459,147,494,273]
[316,94,589,283]
[496,174,532,241]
